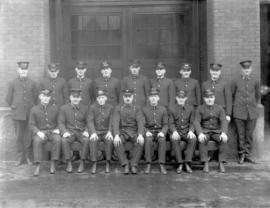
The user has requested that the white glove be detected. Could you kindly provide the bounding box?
[105,131,113,141]
[226,115,231,122]
[157,132,165,138]
[145,131,153,137]
[198,133,206,143]
[63,132,71,138]
[37,131,45,140]
[187,131,196,140]
[171,131,180,140]
[82,131,89,138]
[90,133,98,141]
[114,134,122,146]
[220,132,228,143]
[137,134,144,145]
[52,129,60,134]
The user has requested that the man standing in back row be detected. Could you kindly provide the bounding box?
[231,60,260,164]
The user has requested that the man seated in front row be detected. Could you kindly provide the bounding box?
[29,88,61,176]
[169,90,196,174]
[58,88,90,173]
[113,89,145,174]
[88,89,114,174]
[142,88,168,175]
[194,89,228,173]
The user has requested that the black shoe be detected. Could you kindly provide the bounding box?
[185,163,192,173]
[123,165,129,175]
[219,162,226,173]
[203,162,209,173]
[145,164,151,174]
[131,166,138,174]
[239,155,245,164]
[176,164,183,174]
[160,164,167,175]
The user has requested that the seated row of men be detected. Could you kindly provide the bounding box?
[6,59,260,175]
[30,85,228,176]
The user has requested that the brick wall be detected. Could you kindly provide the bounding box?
[207,0,261,79]
[0,0,50,107]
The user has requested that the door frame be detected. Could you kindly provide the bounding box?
[49,0,207,81]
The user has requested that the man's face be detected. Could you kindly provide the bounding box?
[17,68,28,78]
[123,94,134,104]
[39,94,51,105]
[180,69,191,78]
[101,67,112,78]
[155,68,166,78]
[149,95,159,106]
[75,67,87,77]
[70,95,81,105]
[97,95,107,105]
[176,96,187,106]
[241,66,252,76]
[204,96,215,106]
[48,70,59,79]
[129,66,140,76]
[210,70,221,81]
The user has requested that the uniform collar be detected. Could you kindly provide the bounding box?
[178,104,186,110]
[157,76,165,81]
[211,78,220,83]
[241,75,250,80]
[123,103,133,109]
[103,76,111,82]
[71,103,80,110]
[76,76,85,81]
[39,103,50,111]
[18,77,28,81]
[131,74,139,79]
[150,104,158,110]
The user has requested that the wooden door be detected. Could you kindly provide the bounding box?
[52,0,203,81]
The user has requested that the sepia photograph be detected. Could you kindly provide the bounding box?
[0,0,270,207]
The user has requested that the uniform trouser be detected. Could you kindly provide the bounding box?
[62,131,89,160]
[13,120,31,161]
[199,133,227,162]
[114,133,143,167]
[33,132,61,163]
[171,134,196,163]
[145,132,166,164]
[89,133,113,161]
[234,118,256,158]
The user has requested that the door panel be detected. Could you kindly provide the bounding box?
[61,1,200,81]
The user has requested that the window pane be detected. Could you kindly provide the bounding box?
[108,30,121,44]
[160,30,171,43]
[96,16,108,30]
[71,16,83,30]
[159,46,171,58]
[136,30,148,45]
[135,46,157,59]
[159,14,172,28]
[96,31,108,44]
[84,16,95,30]
[109,16,120,30]
[148,30,159,44]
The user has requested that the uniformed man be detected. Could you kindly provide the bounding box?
[142,88,168,174]
[150,62,175,109]
[39,63,68,107]
[231,60,260,164]
[68,61,93,106]
[29,89,61,176]
[113,89,145,174]
[93,61,121,107]
[6,61,38,166]
[58,88,90,173]
[88,89,114,174]
[194,89,228,173]
[169,90,196,174]
[202,63,232,122]
[174,63,201,107]
[122,60,150,107]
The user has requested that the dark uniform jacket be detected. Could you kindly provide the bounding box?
[174,78,201,107]
[202,78,232,116]
[39,77,68,107]
[29,103,59,134]
[194,104,228,134]
[113,104,144,137]
[93,77,121,106]
[88,102,114,134]
[142,105,168,135]
[169,104,195,136]
[122,75,150,107]
[150,77,175,108]
[58,103,89,134]
[68,77,92,106]
[231,75,260,120]
[6,77,38,120]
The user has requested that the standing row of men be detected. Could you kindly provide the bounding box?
[6,59,260,176]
